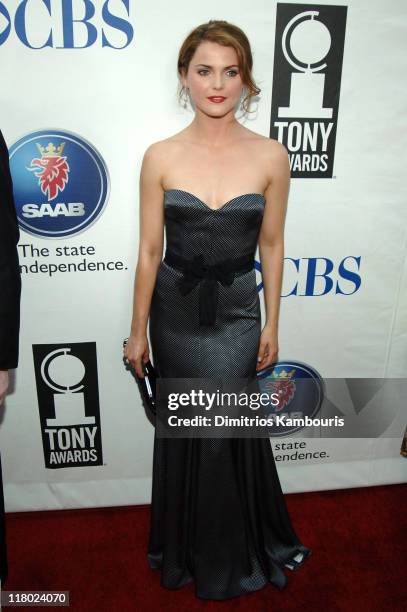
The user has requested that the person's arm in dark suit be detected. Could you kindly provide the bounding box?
[0,129,21,404]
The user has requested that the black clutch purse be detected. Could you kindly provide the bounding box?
[123,338,157,416]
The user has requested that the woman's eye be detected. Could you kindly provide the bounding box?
[197,69,239,76]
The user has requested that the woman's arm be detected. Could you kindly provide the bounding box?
[126,143,165,377]
[256,142,290,371]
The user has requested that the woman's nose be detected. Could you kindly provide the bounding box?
[212,75,224,90]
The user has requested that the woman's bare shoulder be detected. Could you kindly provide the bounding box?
[241,127,287,155]
[143,130,188,159]
[140,133,188,187]
[239,128,289,180]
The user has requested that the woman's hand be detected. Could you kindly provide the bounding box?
[256,325,278,371]
[0,370,9,405]
[124,332,150,378]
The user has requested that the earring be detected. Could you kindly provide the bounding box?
[240,88,246,110]
[182,86,189,109]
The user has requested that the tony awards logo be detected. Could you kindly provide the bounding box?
[270,4,348,177]
[32,342,104,468]
[278,11,333,119]
[42,348,95,427]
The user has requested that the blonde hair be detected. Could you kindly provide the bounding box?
[177,20,261,114]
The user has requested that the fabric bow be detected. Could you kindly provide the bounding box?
[176,253,236,326]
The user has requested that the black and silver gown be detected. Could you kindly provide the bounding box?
[147,188,311,600]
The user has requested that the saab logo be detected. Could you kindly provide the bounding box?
[0,0,133,49]
[9,129,109,238]
[256,361,324,436]
[28,141,70,201]
[270,4,348,177]
[32,342,103,469]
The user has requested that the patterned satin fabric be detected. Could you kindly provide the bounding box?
[147,189,311,600]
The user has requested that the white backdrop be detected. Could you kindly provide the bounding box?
[0,0,406,512]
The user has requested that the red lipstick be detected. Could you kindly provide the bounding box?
[207,96,226,103]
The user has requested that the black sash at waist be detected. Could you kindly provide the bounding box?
[163,249,255,326]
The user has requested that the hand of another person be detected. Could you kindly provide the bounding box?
[0,370,9,405]
[124,333,150,378]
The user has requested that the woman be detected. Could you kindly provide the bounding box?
[125,20,311,600]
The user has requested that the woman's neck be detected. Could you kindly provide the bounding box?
[186,110,242,147]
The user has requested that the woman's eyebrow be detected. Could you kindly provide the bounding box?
[193,63,239,69]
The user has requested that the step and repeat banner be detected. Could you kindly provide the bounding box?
[0,0,406,511]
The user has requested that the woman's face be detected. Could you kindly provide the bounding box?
[183,40,244,115]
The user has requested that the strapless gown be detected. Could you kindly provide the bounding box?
[147,188,312,600]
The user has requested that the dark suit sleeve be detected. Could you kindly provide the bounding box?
[0,129,21,370]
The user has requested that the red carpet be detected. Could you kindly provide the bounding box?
[2,483,406,611]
